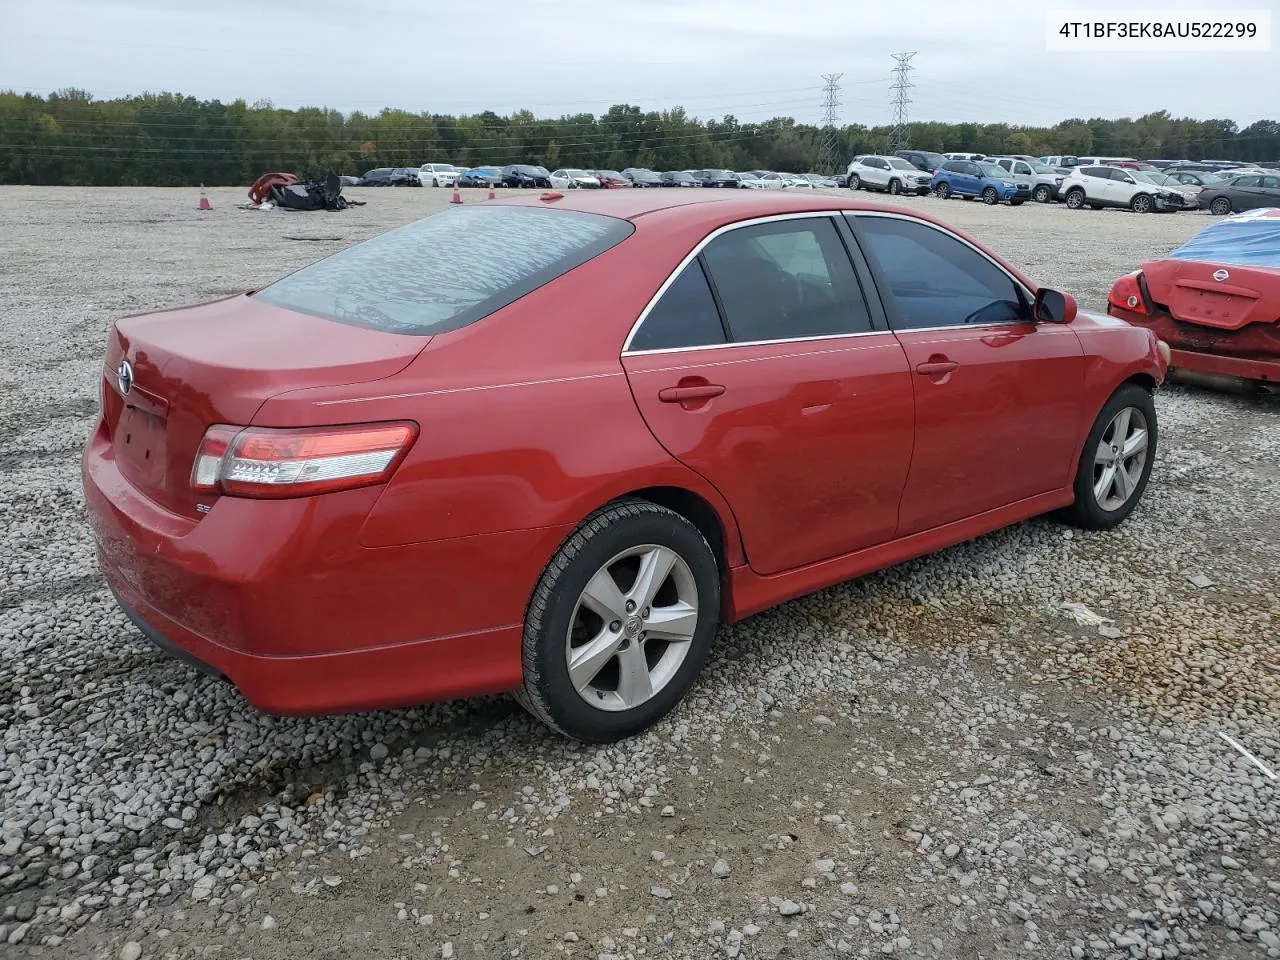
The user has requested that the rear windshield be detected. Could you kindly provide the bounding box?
[253,206,634,335]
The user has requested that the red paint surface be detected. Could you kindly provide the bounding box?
[83,192,1165,715]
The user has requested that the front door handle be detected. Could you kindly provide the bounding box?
[658,384,726,403]
[915,359,958,376]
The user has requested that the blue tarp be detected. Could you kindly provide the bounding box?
[1165,208,1280,270]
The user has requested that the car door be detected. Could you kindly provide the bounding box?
[1102,167,1138,205]
[1238,175,1280,209]
[958,162,984,196]
[846,212,1086,537]
[621,214,916,575]
[1220,175,1254,208]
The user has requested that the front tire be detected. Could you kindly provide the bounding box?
[889,179,902,195]
[1060,384,1157,530]
[1064,188,1086,210]
[1131,194,1153,214]
[934,181,951,199]
[1033,184,1052,203]
[982,186,999,204]
[1210,197,1232,215]
[432,178,439,188]
[516,500,720,742]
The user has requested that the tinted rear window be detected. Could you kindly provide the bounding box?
[253,206,634,335]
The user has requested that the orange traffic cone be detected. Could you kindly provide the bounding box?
[198,185,212,211]
[450,186,463,204]
[487,188,496,200]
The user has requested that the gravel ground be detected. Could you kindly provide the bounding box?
[0,185,1277,960]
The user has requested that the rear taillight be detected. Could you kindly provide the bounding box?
[190,422,417,499]
[1108,271,1148,316]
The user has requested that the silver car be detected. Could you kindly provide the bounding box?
[993,157,1067,203]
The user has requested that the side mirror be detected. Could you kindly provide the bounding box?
[1034,288,1077,324]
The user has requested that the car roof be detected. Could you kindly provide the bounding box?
[492,189,927,224]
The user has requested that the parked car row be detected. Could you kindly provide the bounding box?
[845,151,1280,214]
[353,162,844,192]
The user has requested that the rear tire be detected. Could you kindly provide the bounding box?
[1064,188,1086,210]
[982,186,999,204]
[1033,184,1052,203]
[848,174,861,190]
[1210,197,1232,215]
[516,499,721,743]
[1059,384,1158,531]
[934,181,951,199]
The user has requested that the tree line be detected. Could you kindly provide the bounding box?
[2,88,1277,187]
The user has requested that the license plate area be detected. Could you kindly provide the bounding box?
[1174,290,1252,327]
[116,405,168,487]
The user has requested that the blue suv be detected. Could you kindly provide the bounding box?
[931,159,1031,205]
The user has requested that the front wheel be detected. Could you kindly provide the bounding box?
[1033,184,1052,203]
[1060,384,1158,530]
[934,181,951,199]
[888,179,901,195]
[1210,197,1232,215]
[1064,188,1086,210]
[982,186,999,204]
[1131,194,1153,214]
[516,500,721,742]
[432,178,439,188]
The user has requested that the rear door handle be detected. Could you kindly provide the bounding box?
[915,360,958,376]
[658,384,726,402]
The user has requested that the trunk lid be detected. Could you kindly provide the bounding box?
[103,294,427,519]
[1142,259,1280,332]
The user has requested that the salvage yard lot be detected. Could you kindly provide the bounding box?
[0,185,1277,960]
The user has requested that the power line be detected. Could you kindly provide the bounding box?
[817,73,843,175]
[888,52,916,153]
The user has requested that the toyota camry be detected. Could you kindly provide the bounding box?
[83,190,1168,742]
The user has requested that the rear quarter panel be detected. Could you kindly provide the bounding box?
[251,214,748,562]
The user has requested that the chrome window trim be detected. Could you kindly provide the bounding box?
[621,210,877,355]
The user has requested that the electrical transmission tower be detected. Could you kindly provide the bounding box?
[818,73,843,175]
[888,52,916,152]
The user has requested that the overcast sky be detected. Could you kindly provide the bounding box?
[1,0,1276,127]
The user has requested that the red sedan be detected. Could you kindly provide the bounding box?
[83,191,1167,742]
[1107,208,1280,391]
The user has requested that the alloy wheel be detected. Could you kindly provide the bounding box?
[565,545,699,712]
[1093,407,1150,511]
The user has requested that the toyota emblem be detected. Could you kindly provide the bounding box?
[116,360,133,396]
[1212,268,1229,282]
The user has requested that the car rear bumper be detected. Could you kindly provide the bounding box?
[1107,309,1280,384]
[82,423,566,715]
[1168,347,1280,383]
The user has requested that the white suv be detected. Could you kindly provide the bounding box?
[992,157,1065,203]
[846,155,933,195]
[1059,165,1187,213]
[419,163,460,187]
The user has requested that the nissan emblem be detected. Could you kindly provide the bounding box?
[1212,269,1229,282]
[116,360,133,396]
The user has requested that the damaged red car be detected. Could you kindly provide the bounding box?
[1107,208,1280,391]
[84,191,1167,743]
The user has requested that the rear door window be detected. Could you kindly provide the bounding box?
[254,206,634,335]
[701,218,873,342]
